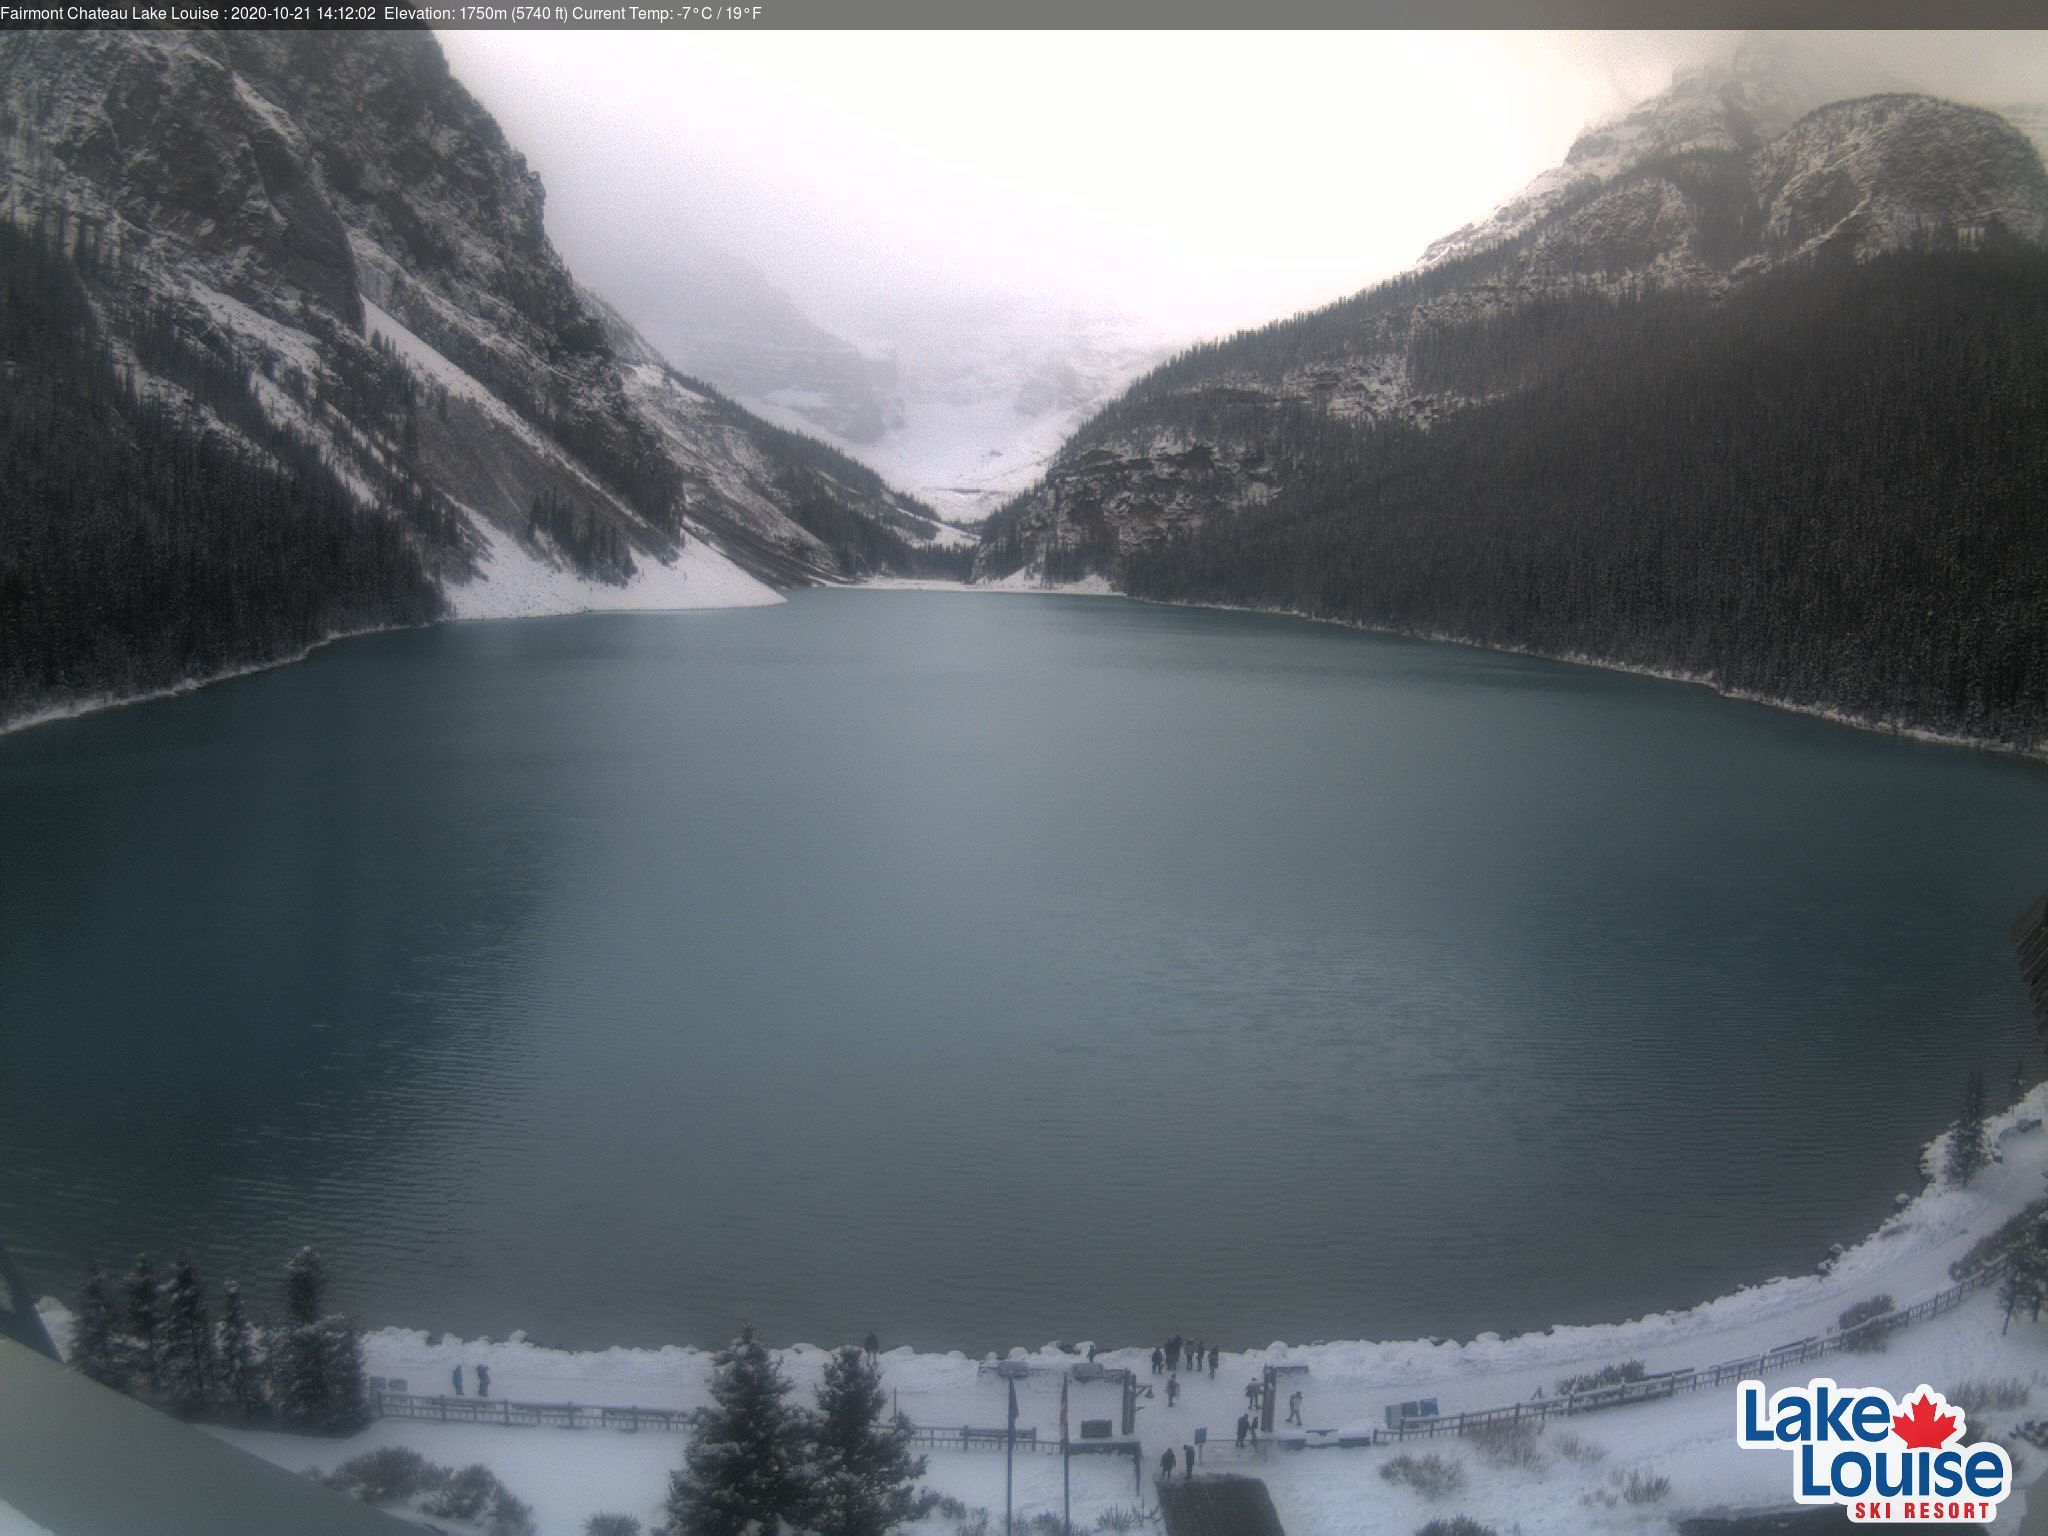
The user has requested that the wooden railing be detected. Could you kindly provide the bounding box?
[372,1391,697,1433]
[1377,1258,2009,1442]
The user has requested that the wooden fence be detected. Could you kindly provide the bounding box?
[372,1391,697,1433]
[1376,1258,2008,1442]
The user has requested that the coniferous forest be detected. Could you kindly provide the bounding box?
[1105,246,2048,745]
[0,221,449,726]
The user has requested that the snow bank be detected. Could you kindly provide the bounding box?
[447,518,780,622]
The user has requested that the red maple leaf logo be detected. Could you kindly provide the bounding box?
[1893,1392,1962,1450]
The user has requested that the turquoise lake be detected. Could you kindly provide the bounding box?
[1,590,2042,1352]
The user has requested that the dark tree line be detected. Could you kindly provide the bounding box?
[0,220,448,725]
[68,1246,368,1434]
[1109,246,2048,745]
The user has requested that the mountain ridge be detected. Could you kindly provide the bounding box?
[973,73,2048,744]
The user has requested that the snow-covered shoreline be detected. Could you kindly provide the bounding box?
[40,1084,2048,1535]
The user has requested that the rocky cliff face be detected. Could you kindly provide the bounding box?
[0,26,964,657]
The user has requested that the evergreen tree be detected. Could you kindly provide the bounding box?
[68,1262,125,1390]
[317,1315,371,1432]
[1948,1070,1989,1187]
[125,1254,160,1393]
[270,1248,366,1433]
[217,1280,265,1420]
[804,1346,928,1536]
[2002,1219,2048,1333]
[285,1246,325,1326]
[667,1324,812,1536]
[272,1320,329,1430]
[159,1258,216,1418]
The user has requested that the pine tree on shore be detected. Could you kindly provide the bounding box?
[285,1246,324,1325]
[805,1346,929,1536]
[69,1262,125,1390]
[667,1324,811,1536]
[317,1315,370,1431]
[270,1247,364,1431]
[1948,1070,1989,1187]
[160,1257,216,1418]
[125,1254,160,1393]
[218,1280,265,1420]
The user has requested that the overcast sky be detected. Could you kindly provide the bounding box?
[438,30,2048,345]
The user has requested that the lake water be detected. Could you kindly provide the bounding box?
[1,591,2043,1354]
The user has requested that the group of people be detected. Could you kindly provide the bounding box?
[448,1363,491,1397]
[1149,1335,1218,1378]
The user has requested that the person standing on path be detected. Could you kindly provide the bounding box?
[1208,1346,1218,1379]
[1159,1449,1176,1485]
[1166,1374,1180,1407]
[1183,1443,1195,1480]
[1166,1337,1181,1373]
[1235,1413,1249,1449]
[1151,1347,1164,1375]
[1286,1390,1301,1426]
[477,1365,490,1398]
[450,1365,463,1397]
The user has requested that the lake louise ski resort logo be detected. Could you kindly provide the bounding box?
[1737,1379,2013,1523]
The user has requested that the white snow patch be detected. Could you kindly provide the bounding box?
[446,517,780,621]
[0,1500,55,1536]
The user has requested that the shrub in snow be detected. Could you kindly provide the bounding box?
[322,1447,439,1505]
[420,1463,536,1535]
[1550,1431,1607,1463]
[1415,1520,1498,1536]
[1554,1359,1645,1397]
[1952,1379,2032,1413]
[320,1451,534,1534]
[1838,1294,1897,1352]
[1582,1469,1671,1508]
[584,1517,642,1536]
[666,1323,812,1536]
[1378,1454,1466,1499]
[1467,1421,1543,1469]
[1093,1508,1144,1533]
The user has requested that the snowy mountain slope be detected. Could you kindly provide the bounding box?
[0,29,965,724]
[972,58,2048,744]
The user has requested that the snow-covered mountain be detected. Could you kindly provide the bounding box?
[583,232,1175,524]
[0,29,967,724]
[974,50,2048,743]
[821,291,1177,524]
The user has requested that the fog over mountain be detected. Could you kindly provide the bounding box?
[437,30,2048,520]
